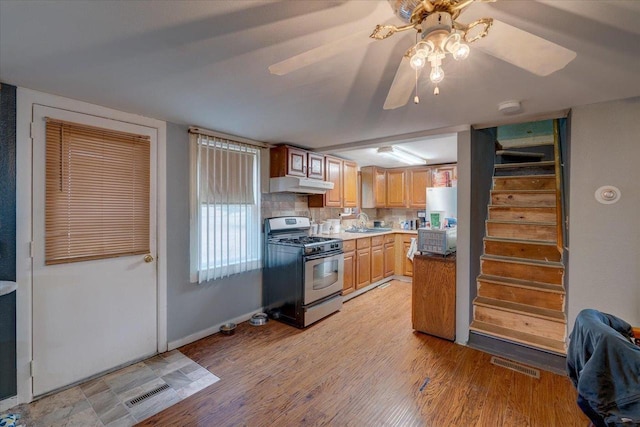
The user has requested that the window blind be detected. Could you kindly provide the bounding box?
[190,133,261,283]
[45,118,150,265]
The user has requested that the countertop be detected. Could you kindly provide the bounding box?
[322,229,418,241]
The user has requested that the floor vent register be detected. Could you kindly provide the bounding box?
[490,356,541,379]
[125,383,171,408]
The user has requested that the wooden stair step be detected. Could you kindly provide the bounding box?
[495,160,555,170]
[496,150,545,158]
[491,190,556,207]
[488,206,556,222]
[477,274,565,311]
[474,296,566,322]
[497,137,554,149]
[486,220,557,242]
[480,255,564,285]
[493,175,556,191]
[494,161,556,177]
[478,274,565,293]
[470,320,566,355]
[473,296,566,341]
[484,237,561,262]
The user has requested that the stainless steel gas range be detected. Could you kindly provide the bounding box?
[263,216,344,328]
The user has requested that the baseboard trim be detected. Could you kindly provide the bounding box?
[168,309,263,351]
[468,331,567,375]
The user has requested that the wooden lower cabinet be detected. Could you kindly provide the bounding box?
[355,238,371,289]
[371,238,384,283]
[412,254,456,341]
[402,240,415,277]
[342,250,355,295]
[384,240,395,277]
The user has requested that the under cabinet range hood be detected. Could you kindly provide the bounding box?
[269,176,334,194]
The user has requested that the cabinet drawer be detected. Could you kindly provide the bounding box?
[371,236,384,247]
[343,240,356,252]
[384,234,395,244]
[356,238,370,249]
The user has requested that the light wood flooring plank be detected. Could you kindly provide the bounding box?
[138,280,588,426]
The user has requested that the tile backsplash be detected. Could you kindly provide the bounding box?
[261,192,421,229]
[261,193,309,219]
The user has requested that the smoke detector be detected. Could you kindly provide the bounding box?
[498,100,522,115]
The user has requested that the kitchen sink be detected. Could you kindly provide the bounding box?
[345,227,392,233]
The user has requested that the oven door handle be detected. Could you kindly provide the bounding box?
[304,250,343,261]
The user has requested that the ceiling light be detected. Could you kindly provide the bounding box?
[377,146,426,165]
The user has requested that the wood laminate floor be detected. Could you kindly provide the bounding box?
[139,280,589,426]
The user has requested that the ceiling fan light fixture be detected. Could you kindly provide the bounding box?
[377,146,426,165]
[429,66,444,83]
[453,43,470,60]
[410,54,426,70]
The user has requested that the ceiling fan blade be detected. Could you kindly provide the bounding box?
[473,19,576,76]
[383,56,417,110]
[269,30,373,76]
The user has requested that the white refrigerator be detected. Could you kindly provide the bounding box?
[426,187,457,227]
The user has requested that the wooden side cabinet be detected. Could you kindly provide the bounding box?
[408,167,432,208]
[412,254,456,341]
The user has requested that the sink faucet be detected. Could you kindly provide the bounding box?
[357,212,369,229]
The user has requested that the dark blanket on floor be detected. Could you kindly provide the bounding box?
[567,309,640,426]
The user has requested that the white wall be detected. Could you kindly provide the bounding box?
[567,96,640,329]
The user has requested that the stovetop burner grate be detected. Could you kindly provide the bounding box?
[274,236,335,245]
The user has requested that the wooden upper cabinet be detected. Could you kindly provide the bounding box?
[270,145,325,180]
[361,166,386,209]
[308,152,325,180]
[324,156,343,207]
[432,165,457,187]
[386,169,406,207]
[374,168,386,207]
[408,167,432,208]
[342,160,358,207]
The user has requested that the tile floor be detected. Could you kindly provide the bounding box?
[11,350,219,427]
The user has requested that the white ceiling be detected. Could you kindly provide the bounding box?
[1,0,639,165]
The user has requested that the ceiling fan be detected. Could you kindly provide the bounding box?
[269,0,576,110]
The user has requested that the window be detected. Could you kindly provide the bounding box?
[190,132,261,283]
[45,118,150,265]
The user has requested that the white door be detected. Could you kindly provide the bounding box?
[31,105,158,396]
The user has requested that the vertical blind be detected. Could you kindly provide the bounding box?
[45,118,150,265]
[190,133,261,283]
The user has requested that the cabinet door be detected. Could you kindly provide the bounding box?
[432,165,457,187]
[412,255,456,340]
[384,242,395,277]
[287,147,308,177]
[342,250,355,295]
[308,153,325,180]
[342,160,358,207]
[374,168,387,207]
[355,248,371,289]
[408,167,432,208]
[403,241,413,277]
[324,156,342,207]
[371,244,384,283]
[386,169,406,207]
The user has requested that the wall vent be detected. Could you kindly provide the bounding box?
[125,383,171,408]
[490,356,540,379]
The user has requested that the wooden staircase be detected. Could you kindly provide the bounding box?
[470,121,567,355]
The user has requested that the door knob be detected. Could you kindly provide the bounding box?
[144,254,154,263]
